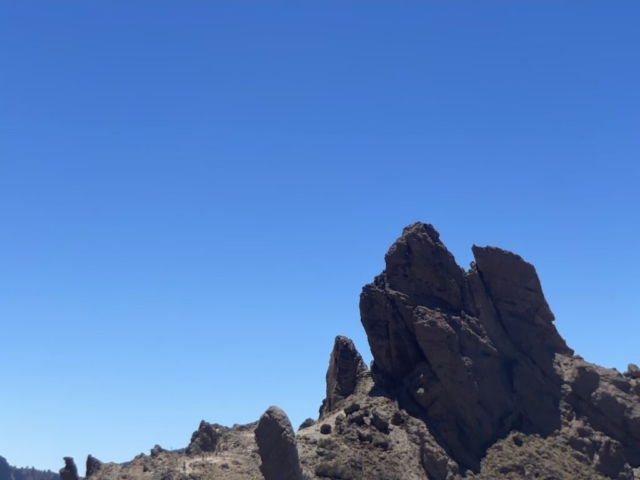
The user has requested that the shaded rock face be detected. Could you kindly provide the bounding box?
[58,459,78,480]
[360,222,640,474]
[85,455,102,478]
[254,406,303,480]
[298,418,316,430]
[186,421,228,455]
[319,335,368,417]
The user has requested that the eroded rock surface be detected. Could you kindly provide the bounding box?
[319,335,368,417]
[255,406,303,480]
[186,421,228,455]
[358,222,640,478]
[82,422,262,480]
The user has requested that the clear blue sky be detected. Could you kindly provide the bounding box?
[1,1,638,473]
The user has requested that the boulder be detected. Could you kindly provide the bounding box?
[254,406,303,480]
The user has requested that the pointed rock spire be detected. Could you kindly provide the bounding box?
[319,335,368,417]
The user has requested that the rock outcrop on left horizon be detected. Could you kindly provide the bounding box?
[0,457,59,480]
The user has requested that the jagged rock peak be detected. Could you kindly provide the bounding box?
[377,222,466,314]
[360,222,631,474]
[254,406,303,480]
[319,335,368,417]
[186,420,228,455]
[58,458,78,480]
[85,456,102,478]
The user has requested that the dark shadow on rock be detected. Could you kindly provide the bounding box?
[359,223,569,473]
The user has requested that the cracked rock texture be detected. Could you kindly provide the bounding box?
[319,336,368,417]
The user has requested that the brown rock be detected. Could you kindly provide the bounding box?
[359,222,637,477]
[186,421,227,455]
[319,336,368,417]
[255,406,303,480]
[344,402,361,415]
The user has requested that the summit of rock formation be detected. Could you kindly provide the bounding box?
[355,222,639,478]
[186,421,228,455]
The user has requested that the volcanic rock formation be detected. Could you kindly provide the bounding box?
[186,421,228,455]
[255,407,303,480]
[63,222,640,480]
[319,336,369,417]
[357,222,639,478]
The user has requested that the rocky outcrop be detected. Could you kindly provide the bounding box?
[58,459,78,480]
[298,418,316,430]
[186,421,228,455]
[53,222,640,480]
[626,364,640,380]
[359,222,640,477]
[319,335,368,417]
[254,406,303,480]
[85,455,102,478]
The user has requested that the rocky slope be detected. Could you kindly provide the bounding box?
[71,223,640,479]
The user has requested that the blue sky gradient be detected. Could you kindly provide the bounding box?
[1,1,639,473]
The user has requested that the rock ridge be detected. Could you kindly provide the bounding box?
[59,222,640,480]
